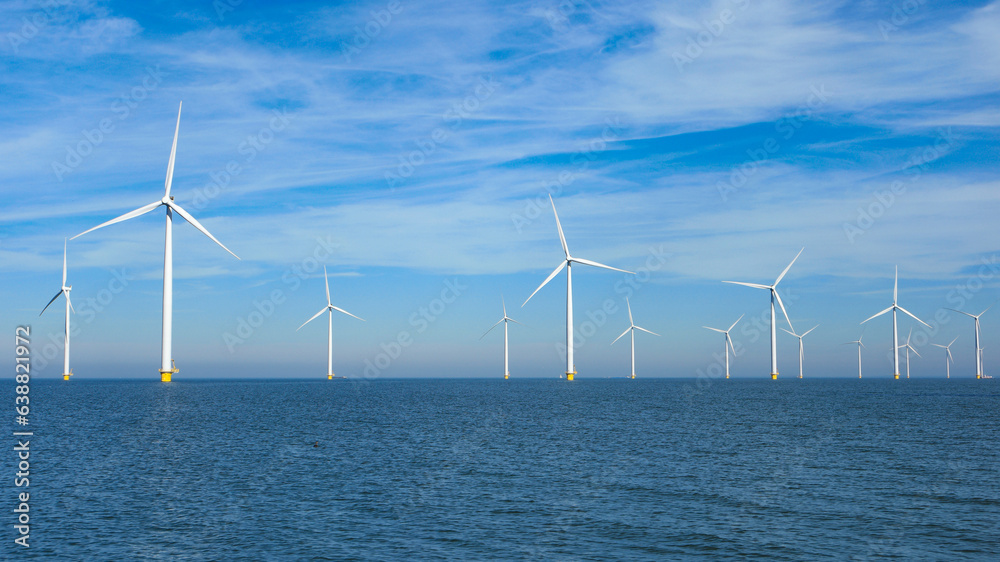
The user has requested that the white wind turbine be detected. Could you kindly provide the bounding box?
[723,248,803,380]
[72,103,240,382]
[946,303,994,379]
[40,239,74,381]
[703,314,744,379]
[522,195,634,381]
[861,267,929,380]
[297,266,364,380]
[930,336,959,379]
[781,324,818,379]
[611,297,660,379]
[842,330,865,379]
[480,296,522,380]
[896,328,921,379]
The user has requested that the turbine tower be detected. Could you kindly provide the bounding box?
[723,248,803,380]
[703,314,743,379]
[481,296,522,379]
[781,324,818,379]
[860,267,929,380]
[297,266,364,380]
[930,336,959,379]
[72,102,240,382]
[611,297,659,379]
[40,239,74,381]
[523,195,634,381]
[843,330,865,379]
[896,328,920,379]
[946,303,994,378]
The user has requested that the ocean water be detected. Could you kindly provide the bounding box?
[4,377,1000,560]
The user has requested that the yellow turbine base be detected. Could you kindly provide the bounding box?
[566,371,575,381]
[725,374,729,379]
[504,373,509,380]
[160,369,177,383]
[631,374,635,379]
[977,374,982,379]
[894,373,900,380]
[63,373,71,381]
[771,373,778,380]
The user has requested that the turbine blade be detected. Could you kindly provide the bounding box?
[507,318,525,326]
[40,290,63,316]
[330,305,364,322]
[893,266,898,304]
[612,326,631,345]
[930,344,946,349]
[71,200,162,239]
[635,326,659,336]
[296,307,327,331]
[861,306,894,324]
[910,346,921,358]
[479,318,504,340]
[727,333,736,355]
[802,324,819,337]
[501,295,507,318]
[897,305,931,328]
[949,336,959,346]
[722,280,770,290]
[947,349,954,363]
[727,313,745,332]
[703,326,726,333]
[780,328,796,337]
[62,238,68,286]
[168,202,240,259]
[324,266,331,305]
[980,300,998,317]
[945,308,976,319]
[164,101,182,197]
[522,261,566,307]
[774,289,793,331]
[774,247,804,285]
[626,297,633,325]
[66,291,75,313]
[549,194,570,258]
[571,257,634,275]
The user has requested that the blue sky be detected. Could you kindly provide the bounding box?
[2,0,999,379]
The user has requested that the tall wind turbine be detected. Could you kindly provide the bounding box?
[843,330,865,379]
[522,195,634,381]
[297,266,364,380]
[723,248,803,380]
[481,296,522,379]
[703,314,743,379]
[40,239,74,381]
[781,324,818,379]
[930,336,959,379]
[71,102,240,382]
[897,328,920,379]
[946,303,994,379]
[861,267,929,380]
[611,297,659,379]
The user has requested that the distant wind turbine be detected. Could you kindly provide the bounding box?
[481,296,522,379]
[861,267,929,380]
[723,248,803,380]
[946,303,994,379]
[703,314,743,379]
[781,324,818,379]
[842,329,865,379]
[930,336,959,379]
[896,328,920,379]
[72,102,240,382]
[611,298,660,379]
[40,239,74,381]
[522,195,634,381]
[297,266,364,380]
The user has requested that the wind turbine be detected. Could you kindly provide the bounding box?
[40,239,74,381]
[781,324,818,379]
[611,297,659,379]
[297,266,364,380]
[71,102,240,382]
[723,248,803,380]
[481,296,522,379]
[946,303,994,379]
[842,330,865,379]
[860,267,929,380]
[930,336,959,379]
[703,314,743,379]
[522,195,634,381]
[897,328,921,379]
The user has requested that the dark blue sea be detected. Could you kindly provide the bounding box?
[3,378,999,560]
